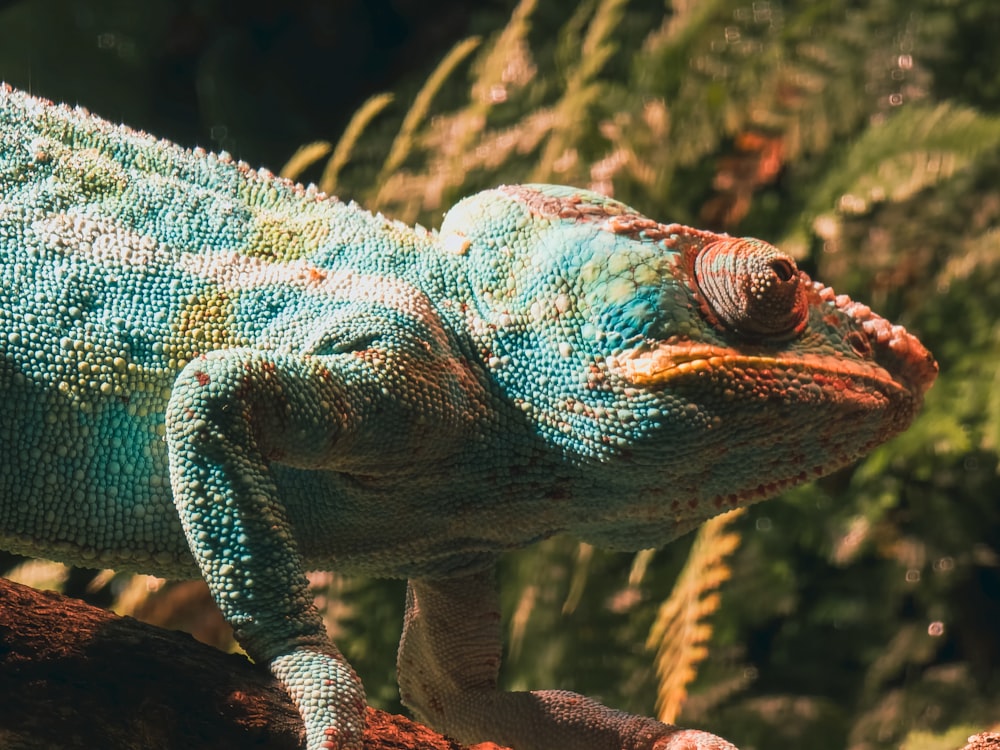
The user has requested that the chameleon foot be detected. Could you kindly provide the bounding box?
[653,728,740,750]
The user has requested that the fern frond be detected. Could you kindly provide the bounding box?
[109,573,165,616]
[280,140,331,182]
[3,558,70,591]
[423,0,541,209]
[900,725,989,750]
[318,92,394,195]
[469,0,538,106]
[530,0,628,183]
[628,547,657,587]
[374,36,481,202]
[937,228,1000,286]
[646,509,744,724]
[562,542,593,615]
[641,0,732,78]
[810,104,1000,220]
[508,583,538,661]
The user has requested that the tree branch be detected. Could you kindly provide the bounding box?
[0,577,506,750]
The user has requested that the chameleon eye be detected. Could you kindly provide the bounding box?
[693,238,808,338]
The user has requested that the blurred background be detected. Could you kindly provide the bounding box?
[1,1,999,748]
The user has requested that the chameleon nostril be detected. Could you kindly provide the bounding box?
[845,330,872,358]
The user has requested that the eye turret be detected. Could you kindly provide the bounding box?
[693,238,808,338]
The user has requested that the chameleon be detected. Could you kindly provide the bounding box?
[0,83,937,750]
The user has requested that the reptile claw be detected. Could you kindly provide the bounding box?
[652,729,740,750]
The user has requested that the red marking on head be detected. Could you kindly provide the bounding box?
[812,373,849,392]
[498,185,720,244]
[813,280,938,397]
[194,371,210,386]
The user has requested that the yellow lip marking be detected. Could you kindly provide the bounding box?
[618,345,755,386]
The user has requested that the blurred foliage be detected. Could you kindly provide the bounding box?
[646,510,746,724]
[3,0,1000,748]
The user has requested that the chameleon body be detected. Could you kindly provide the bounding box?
[0,84,937,750]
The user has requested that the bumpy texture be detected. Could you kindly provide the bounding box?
[0,84,937,750]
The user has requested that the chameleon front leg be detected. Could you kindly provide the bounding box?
[398,569,739,750]
[166,350,365,750]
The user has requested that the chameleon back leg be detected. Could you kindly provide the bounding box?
[398,570,738,750]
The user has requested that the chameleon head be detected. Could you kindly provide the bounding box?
[442,184,937,538]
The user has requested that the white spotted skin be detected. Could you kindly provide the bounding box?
[0,180,494,577]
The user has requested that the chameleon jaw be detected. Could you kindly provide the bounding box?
[608,339,929,521]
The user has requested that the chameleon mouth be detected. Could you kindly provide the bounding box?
[615,342,917,403]
[814,282,938,400]
[613,339,928,510]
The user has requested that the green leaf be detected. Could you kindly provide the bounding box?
[809,103,1000,221]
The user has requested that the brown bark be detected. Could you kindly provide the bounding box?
[0,577,506,750]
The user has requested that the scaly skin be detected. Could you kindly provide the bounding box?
[0,84,937,750]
